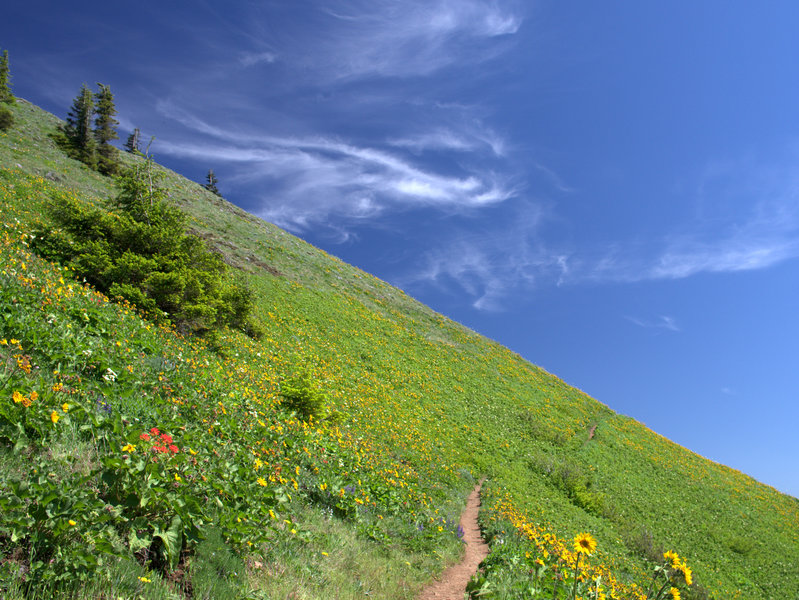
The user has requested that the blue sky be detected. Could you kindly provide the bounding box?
[3,1,799,498]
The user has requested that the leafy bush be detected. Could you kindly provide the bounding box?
[30,157,260,339]
[0,105,12,131]
[279,373,329,421]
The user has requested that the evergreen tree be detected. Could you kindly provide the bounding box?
[61,84,97,169]
[204,169,222,196]
[93,83,119,175]
[32,152,261,338]
[0,49,14,104]
[124,127,142,153]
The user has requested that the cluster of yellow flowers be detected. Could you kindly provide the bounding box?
[12,389,36,408]
[663,550,693,586]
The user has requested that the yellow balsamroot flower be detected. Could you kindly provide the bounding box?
[669,588,681,600]
[257,477,267,487]
[50,411,60,424]
[664,550,679,565]
[681,563,693,586]
[573,532,597,556]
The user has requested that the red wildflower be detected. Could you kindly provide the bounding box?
[169,444,179,454]
[160,434,173,444]
[153,445,167,453]
[150,427,160,435]
[139,433,151,441]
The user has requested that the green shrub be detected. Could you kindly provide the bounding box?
[30,157,259,339]
[0,105,12,131]
[279,372,329,421]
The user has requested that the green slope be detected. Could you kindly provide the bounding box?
[1,97,797,600]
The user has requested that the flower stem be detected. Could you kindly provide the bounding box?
[571,552,582,599]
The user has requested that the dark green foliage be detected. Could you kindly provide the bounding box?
[124,127,141,153]
[204,168,221,196]
[0,49,13,104]
[279,372,330,421]
[31,155,260,338]
[0,105,12,131]
[93,83,119,175]
[59,84,97,169]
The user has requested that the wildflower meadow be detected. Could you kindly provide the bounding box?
[0,94,797,599]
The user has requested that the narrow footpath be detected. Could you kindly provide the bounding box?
[416,481,489,600]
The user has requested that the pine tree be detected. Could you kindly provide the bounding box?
[0,49,14,104]
[124,128,142,153]
[94,83,119,175]
[204,169,222,196]
[62,84,97,169]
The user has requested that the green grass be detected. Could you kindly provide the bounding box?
[1,95,797,600]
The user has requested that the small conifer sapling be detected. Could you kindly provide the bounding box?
[204,169,222,196]
[0,49,14,104]
[94,83,120,175]
[62,84,98,169]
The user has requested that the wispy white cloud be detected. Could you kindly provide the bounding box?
[533,162,574,194]
[400,150,799,311]
[154,104,515,230]
[398,202,569,311]
[648,237,799,280]
[307,0,522,80]
[563,153,799,285]
[625,315,681,332]
[387,126,506,156]
[238,51,276,67]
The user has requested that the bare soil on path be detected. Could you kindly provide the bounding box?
[416,481,489,600]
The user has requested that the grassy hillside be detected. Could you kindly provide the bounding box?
[1,97,797,600]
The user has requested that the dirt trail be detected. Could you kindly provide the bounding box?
[416,481,489,600]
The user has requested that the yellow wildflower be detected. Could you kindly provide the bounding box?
[12,390,24,404]
[257,477,267,487]
[62,403,69,412]
[681,563,693,586]
[50,411,60,424]
[68,519,77,526]
[669,588,681,600]
[121,443,136,453]
[573,532,597,556]
[29,390,38,401]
